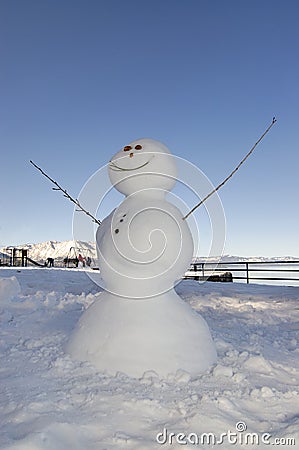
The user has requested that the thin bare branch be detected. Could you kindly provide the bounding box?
[182,117,277,221]
[30,160,102,226]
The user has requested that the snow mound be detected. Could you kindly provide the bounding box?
[0,276,21,301]
[66,291,217,378]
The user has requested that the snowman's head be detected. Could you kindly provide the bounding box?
[108,138,177,196]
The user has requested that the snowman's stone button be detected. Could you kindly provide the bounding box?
[115,229,119,234]
[120,219,124,222]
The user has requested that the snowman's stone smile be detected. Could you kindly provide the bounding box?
[109,156,154,172]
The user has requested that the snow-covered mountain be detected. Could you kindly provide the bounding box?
[1,240,298,264]
[193,254,299,263]
[0,240,97,263]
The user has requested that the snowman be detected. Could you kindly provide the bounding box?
[66,138,217,377]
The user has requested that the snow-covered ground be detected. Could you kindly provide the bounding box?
[0,268,298,449]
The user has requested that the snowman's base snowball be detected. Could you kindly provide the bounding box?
[66,290,217,378]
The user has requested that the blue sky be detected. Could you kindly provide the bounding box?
[1,0,298,256]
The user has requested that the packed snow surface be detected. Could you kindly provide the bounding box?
[0,268,298,449]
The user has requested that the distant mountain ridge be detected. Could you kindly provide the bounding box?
[0,240,96,263]
[193,254,299,263]
[0,240,298,264]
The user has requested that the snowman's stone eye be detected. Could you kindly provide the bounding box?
[124,146,132,151]
[135,145,142,150]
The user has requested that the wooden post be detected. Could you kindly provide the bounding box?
[12,248,16,266]
[246,262,249,283]
[22,249,28,267]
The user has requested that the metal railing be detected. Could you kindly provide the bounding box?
[186,260,299,284]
